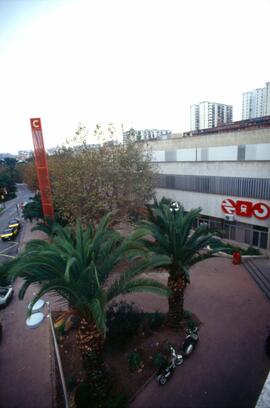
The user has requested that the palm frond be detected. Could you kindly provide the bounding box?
[106,278,170,302]
[89,297,106,334]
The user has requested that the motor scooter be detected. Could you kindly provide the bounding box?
[157,345,183,385]
[181,327,199,357]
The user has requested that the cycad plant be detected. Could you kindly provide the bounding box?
[8,213,171,356]
[139,200,226,327]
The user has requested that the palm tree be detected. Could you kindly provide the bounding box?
[8,213,171,356]
[138,200,226,328]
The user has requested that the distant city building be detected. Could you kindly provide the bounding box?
[17,150,33,161]
[190,101,233,131]
[242,81,270,119]
[0,153,16,160]
[123,128,172,144]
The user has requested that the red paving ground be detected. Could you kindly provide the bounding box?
[128,258,270,408]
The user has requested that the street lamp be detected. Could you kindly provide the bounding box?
[170,201,180,214]
[26,299,69,408]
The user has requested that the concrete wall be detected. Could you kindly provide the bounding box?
[156,161,270,179]
[145,127,270,150]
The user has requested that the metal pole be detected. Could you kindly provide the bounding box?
[46,302,69,408]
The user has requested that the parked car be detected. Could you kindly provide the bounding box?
[0,286,13,308]
[8,218,21,230]
[0,227,18,241]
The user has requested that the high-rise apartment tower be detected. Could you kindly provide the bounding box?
[242,82,270,119]
[190,101,233,131]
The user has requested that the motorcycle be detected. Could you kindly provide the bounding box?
[157,344,183,385]
[181,327,199,357]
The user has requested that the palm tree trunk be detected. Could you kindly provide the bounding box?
[167,275,185,328]
[77,318,105,358]
[77,319,110,404]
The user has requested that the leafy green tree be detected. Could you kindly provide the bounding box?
[138,200,226,327]
[0,160,17,200]
[8,213,171,355]
[22,194,43,221]
[47,139,156,225]
[17,159,38,191]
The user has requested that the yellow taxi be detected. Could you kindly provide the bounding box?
[0,227,18,241]
[8,219,21,230]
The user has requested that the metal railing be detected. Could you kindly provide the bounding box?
[46,302,69,408]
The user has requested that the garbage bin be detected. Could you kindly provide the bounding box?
[232,251,242,264]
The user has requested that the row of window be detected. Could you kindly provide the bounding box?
[196,216,268,249]
[157,174,270,200]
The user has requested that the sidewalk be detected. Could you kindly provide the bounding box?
[0,221,54,408]
[129,257,270,408]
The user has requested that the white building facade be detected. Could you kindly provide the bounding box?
[146,118,270,254]
[190,101,233,131]
[242,81,270,119]
[242,92,253,120]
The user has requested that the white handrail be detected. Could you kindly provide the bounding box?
[46,302,69,408]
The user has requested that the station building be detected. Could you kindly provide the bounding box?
[145,117,270,254]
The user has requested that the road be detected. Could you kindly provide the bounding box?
[0,184,33,262]
[0,184,54,408]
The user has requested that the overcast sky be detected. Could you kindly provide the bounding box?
[0,0,270,153]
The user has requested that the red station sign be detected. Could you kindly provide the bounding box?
[30,118,54,220]
[221,199,270,220]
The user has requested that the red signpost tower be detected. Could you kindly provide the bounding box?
[30,118,54,220]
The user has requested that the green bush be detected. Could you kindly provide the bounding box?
[105,394,127,408]
[66,376,77,392]
[153,352,168,369]
[106,301,143,349]
[22,194,43,221]
[245,246,261,255]
[220,242,261,256]
[146,311,165,331]
[74,383,91,408]
[128,351,143,372]
[183,309,200,330]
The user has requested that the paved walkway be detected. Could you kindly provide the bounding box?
[0,221,54,408]
[129,258,270,408]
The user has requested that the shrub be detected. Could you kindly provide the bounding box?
[183,309,200,330]
[146,311,165,331]
[128,351,143,372]
[105,394,127,408]
[245,246,261,255]
[22,194,43,221]
[66,376,77,392]
[220,242,261,256]
[106,301,143,349]
[74,383,91,408]
[153,352,168,369]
